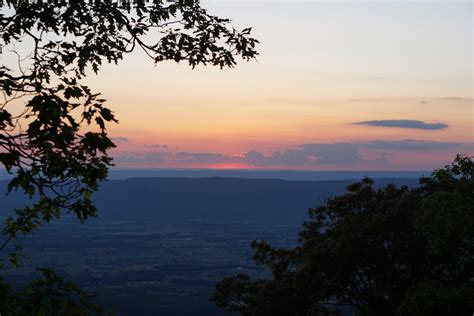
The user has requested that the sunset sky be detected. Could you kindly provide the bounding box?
[15,1,474,170]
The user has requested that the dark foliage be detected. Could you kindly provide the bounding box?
[1,0,258,312]
[0,268,105,315]
[212,155,474,315]
[1,0,258,265]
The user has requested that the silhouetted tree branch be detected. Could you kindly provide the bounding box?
[1,1,258,312]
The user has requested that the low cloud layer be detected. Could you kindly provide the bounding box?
[113,139,472,168]
[353,120,448,130]
[241,143,366,166]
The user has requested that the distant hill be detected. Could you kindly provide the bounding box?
[1,177,420,224]
[0,169,429,181]
[107,169,428,181]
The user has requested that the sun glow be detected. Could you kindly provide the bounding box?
[208,163,254,170]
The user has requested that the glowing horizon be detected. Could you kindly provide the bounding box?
[86,2,474,170]
[5,1,472,170]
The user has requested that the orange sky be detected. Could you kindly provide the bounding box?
[2,1,473,170]
[98,2,472,170]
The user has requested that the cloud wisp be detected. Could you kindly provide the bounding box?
[111,137,129,143]
[353,120,448,130]
[144,144,169,148]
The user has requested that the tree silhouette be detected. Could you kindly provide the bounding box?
[0,268,104,315]
[1,0,258,312]
[0,0,258,264]
[212,155,474,315]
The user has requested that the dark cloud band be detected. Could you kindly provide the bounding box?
[113,139,472,167]
[353,120,448,130]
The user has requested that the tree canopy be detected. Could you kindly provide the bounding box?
[1,1,258,313]
[0,0,258,265]
[212,155,474,315]
[0,267,105,315]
